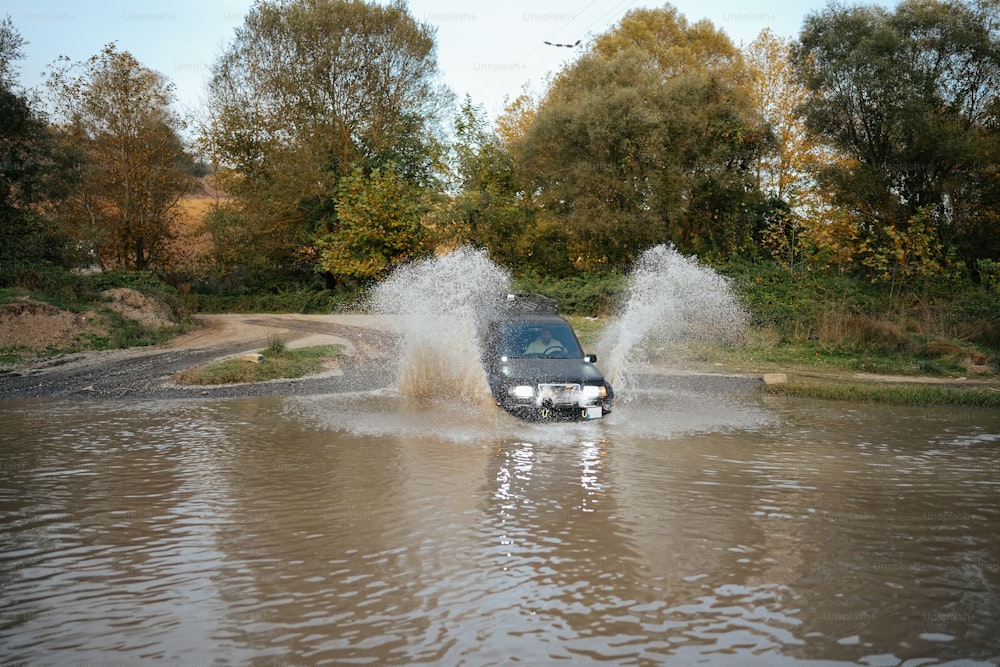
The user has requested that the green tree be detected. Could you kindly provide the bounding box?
[314,166,427,286]
[792,0,1000,280]
[45,44,193,270]
[202,0,450,275]
[437,97,541,272]
[517,5,768,270]
[0,15,65,277]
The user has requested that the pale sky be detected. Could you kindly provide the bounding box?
[5,0,878,122]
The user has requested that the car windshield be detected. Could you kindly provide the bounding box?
[498,322,583,358]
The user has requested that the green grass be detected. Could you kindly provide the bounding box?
[561,315,998,407]
[5,264,998,407]
[653,324,991,378]
[0,287,31,303]
[0,344,33,366]
[761,377,1000,407]
[172,344,343,386]
[0,302,189,367]
[265,332,287,356]
[96,310,189,350]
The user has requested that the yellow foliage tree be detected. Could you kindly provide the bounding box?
[45,44,194,270]
[744,29,815,205]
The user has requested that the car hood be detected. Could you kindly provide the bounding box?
[499,357,608,385]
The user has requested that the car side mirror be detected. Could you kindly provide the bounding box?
[584,354,597,363]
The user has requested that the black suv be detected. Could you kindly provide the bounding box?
[479,293,614,421]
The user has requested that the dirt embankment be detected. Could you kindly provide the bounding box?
[0,297,106,352]
[0,289,178,354]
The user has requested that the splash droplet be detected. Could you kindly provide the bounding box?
[599,244,746,397]
[369,247,511,405]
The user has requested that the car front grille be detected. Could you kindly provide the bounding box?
[537,383,583,406]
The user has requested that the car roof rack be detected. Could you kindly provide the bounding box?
[501,292,559,314]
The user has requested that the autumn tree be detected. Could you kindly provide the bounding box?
[792,0,1000,281]
[516,5,769,270]
[45,44,193,270]
[746,30,821,203]
[744,29,836,271]
[494,91,537,149]
[202,0,451,279]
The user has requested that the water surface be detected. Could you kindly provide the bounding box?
[2,386,999,665]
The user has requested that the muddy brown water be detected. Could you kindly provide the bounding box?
[2,381,999,665]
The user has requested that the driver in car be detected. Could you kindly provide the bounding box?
[525,327,565,354]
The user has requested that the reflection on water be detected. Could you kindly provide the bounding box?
[2,389,1000,665]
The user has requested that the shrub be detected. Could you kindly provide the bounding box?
[512,271,624,316]
[266,334,287,357]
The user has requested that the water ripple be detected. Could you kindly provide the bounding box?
[2,397,1000,663]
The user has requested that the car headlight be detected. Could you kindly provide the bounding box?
[508,385,535,400]
[581,385,607,400]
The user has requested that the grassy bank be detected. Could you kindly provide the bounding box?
[531,259,998,371]
[759,376,1000,407]
[564,318,1000,407]
[172,337,343,386]
[550,259,999,407]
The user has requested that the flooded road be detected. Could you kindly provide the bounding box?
[2,383,999,665]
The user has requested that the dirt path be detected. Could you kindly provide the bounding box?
[0,314,399,400]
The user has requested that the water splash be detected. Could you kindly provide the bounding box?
[368,247,510,406]
[367,244,744,413]
[599,244,746,397]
